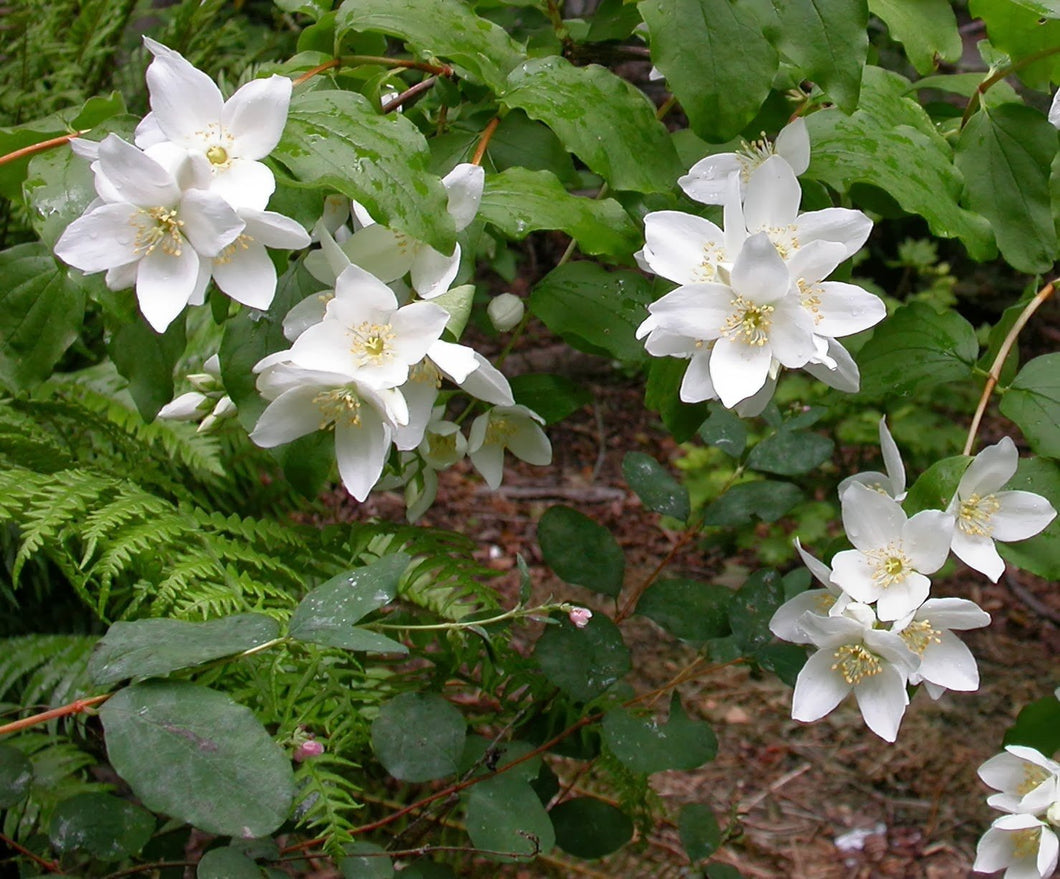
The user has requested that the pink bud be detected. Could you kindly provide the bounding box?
[568,607,592,628]
[294,740,325,762]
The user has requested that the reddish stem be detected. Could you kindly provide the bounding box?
[0,694,111,736]
[0,131,87,167]
[471,117,500,166]
[0,832,64,873]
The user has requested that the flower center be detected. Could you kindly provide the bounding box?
[1011,825,1041,860]
[736,134,776,182]
[797,278,823,323]
[485,417,517,445]
[831,644,882,685]
[312,387,361,429]
[763,225,799,259]
[135,207,184,257]
[427,431,458,458]
[957,493,1000,537]
[349,321,396,367]
[206,144,229,166]
[409,360,441,387]
[691,242,726,282]
[866,542,912,589]
[1018,764,1051,797]
[215,233,252,265]
[899,619,940,655]
[721,297,773,346]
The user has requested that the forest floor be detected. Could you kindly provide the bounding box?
[333,332,1060,879]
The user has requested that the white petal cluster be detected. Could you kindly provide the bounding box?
[974,740,1060,878]
[771,423,1055,742]
[249,260,549,509]
[637,122,884,411]
[54,39,309,332]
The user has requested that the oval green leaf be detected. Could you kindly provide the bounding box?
[679,803,721,862]
[49,792,154,862]
[636,578,732,643]
[100,681,295,838]
[465,773,555,861]
[534,615,630,702]
[551,796,632,859]
[1000,354,1060,458]
[701,481,803,527]
[746,430,834,476]
[602,695,718,774]
[371,693,466,782]
[0,745,32,808]
[622,452,690,522]
[198,847,264,879]
[537,505,625,597]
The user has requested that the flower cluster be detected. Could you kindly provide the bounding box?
[54,38,310,332]
[974,738,1060,878]
[636,119,885,412]
[246,166,549,513]
[771,420,1056,741]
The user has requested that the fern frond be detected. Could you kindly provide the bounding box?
[0,635,96,707]
[293,754,365,851]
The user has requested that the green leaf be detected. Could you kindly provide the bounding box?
[479,167,640,257]
[431,283,474,339]
[0,243,87,393]
[501,55,682,193]
[100,681,295,838]
[806,67,994,258]
[1003,695,1060,756]
[551,797,633,859]
[335,0,524,91]
[857,302,979,398]
[482,111,579,186]
[754,643,807,686]
[868,0,961,73]
[698,403,748,458]
[603,694,717,774]
[288,555,410,654]
[49,792,154,862]
[638,0,777,140]
[679,803,721,862]
[955,104,1057,273]
[729,569,784,653]
[622,452,690,522]
[0,744,33,808]
[636,578,732,643]
[645,358,711,443]
[1008,0,1060,15]
[747,429,834,476]
[371,693,466,782]
[90,614,281,687]
[537,506,625,597]
[197,848,264,879]
[339,842,395,878]
[997,457,1060,580]
[772,0,869,113]
[22,131,100,248]
[903,455,970,515]
[530,263,653,362]
[534,615,631,702]
[701,481,803,526]
[465,773,555,861]
[509,373,591,425]
[107,310,187,421]
[275,91,454,253]
[1000,354,1060,458]
[970,0,1060,89]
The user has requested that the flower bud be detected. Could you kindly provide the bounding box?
[568,607,592,628]
[293,740,325,762]
[488,293,524,332]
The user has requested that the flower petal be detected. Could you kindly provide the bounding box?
[991,490,1057,541]
[959,436,1019,497]
[811,281,887,337]
[97,135,180,207]
[411,243,460,299]
[744,155,800,231]
[874,571,930,622]
[918,630,979,691]
[343,224,416,283]
[775,118,810,174]
[795,208,872,258]
[211,240,276,309]
[903,509,954,573]
[223,75,293,160]
[950,529,1005,582]
[841,482,905,551]
[143,38,224,148]
[135,246,199,331]
[642,211,729,285]
[677,152,742,205]
[709,335,772,408]
[853,664,908,742]
[179,190,244,256]
[250,386,322,446]
[334,407,391,501]
[730,231,791,304]
[54,203,141,272]
[210,159,275,212]
[242,210,311,249]
[679,350,716,403]
[443,163,484,231]
[792,648,849,722]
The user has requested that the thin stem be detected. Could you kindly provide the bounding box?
[0,131,90,167]
[960,44,1060,128]
[963,280,1055,456]
[471,117,501,166]
[0,694,111,736]
[293,56,453,86]
[615,527,696,623]
[0,832,63,873]
[384,76,438,113]
[372,605,524,631]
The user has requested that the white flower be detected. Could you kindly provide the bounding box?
[250,363,407,502]
[487,293,525,332]
[948,437,1057,583]
[343,163,484,299]
[892,597,990,698]
[258,264,449,391]
[769,538,850,645]
[467,405,551,489]
[974,813,1059,879]
[211,208,310,310]
[638,232,817,407]
[791,603,919,742]
[136,37,292,211]
[54,134,244,332]
[830,482,954,621]
[979,746,1060,816]
[679,118,811,205]
[839,417,907,501]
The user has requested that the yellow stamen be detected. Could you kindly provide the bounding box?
[720,296,773,347]
[957,493,1000,537]
[831,644,881,685]
[134,207,185,258]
